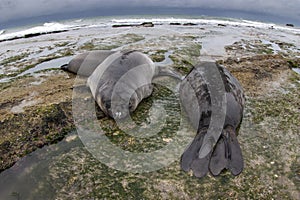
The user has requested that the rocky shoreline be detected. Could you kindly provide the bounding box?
[0,24,299,199]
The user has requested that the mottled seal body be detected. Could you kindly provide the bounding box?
[180,62,244,178]
[61,50,115,76]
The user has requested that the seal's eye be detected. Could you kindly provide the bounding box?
[104,101,111,109]
[129,100,134,110]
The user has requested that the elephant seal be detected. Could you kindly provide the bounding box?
[64,50,181,119]
[180,62,244,178]
[61,50,116,76]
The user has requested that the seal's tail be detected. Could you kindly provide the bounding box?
[180,126,243,178]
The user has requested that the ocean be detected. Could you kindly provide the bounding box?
[1,15,299,42]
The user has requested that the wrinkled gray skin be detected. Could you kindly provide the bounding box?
[180,62,245,178]
[62,50,181,120]
[61,50,116,77]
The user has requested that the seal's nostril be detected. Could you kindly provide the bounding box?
[114,112,122,118]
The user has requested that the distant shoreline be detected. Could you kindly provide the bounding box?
[1,15,299,43]
[1,7,299,30]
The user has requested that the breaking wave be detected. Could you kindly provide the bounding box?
[1,16,299,42]
[0,22,74,42]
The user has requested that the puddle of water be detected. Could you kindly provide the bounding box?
[11,99,39,113]
[11,92,39,113]
[292,68,300,75]
[200,33,239,61]
[0,77,11,83]
[0,132,82,200]
[155,51,174,66]
[0,56,73,83]
[261,39,282,53]
[18,56,73,77]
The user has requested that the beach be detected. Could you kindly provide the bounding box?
[0,16,299,199]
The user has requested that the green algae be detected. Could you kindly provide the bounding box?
[79,42,96,50]
[79,33,145,51]
[248,81,299,132]
[177,43,202,58]
[54,41,70,47]
[169,55,194,74]
[0,102,75,172]
[150,50,168,62]
[289,156,300,190]
[0,53,30,66]
[287,60,299,68]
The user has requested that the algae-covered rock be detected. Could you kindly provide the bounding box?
[0,23,299,199]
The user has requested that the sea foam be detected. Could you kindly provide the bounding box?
[0,22,73,42]
[1,17,299,42]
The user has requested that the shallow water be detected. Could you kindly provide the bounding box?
[18,56,74,76]
[292,68,300,75]
[0,56,74,83]
[155,50,174,66]
[0,133,82,200]
[261,39,282,53]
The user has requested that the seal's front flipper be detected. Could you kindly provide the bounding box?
[61,64,69,71]
[209,127,243,176]
[154,66,183,80]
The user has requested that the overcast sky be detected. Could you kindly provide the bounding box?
[1,0,299,26]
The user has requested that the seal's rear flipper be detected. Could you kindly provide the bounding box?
[61,64,69,71]
[227,127,244,176]
[180,129,210,178]
[154,66,183,80]
[209,135,227,176]
[209,127,243,176]
[180,131,204,172]
[190,151,211,178]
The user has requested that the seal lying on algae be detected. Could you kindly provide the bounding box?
[62,50,181,119]
[180,62,244,178]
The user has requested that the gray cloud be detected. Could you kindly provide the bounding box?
[0,0,299,23]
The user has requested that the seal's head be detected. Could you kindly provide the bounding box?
[111,92,139,120]
[96,83,138,120]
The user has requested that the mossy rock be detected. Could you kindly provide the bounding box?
[0,102,75,172]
